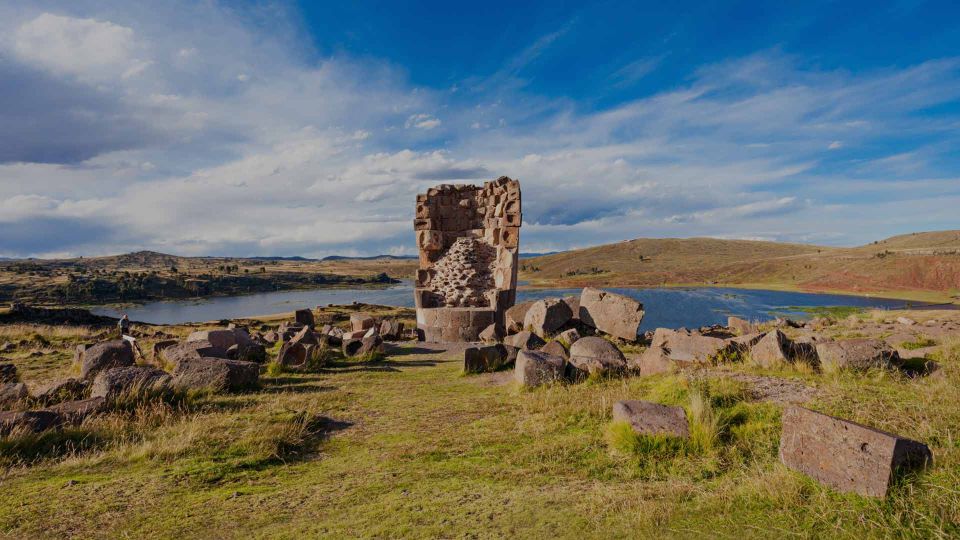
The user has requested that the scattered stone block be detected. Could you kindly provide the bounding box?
[612,400,689,438]
[558,328,581,346]
[350,313,376,332]
[727,316,755,335]
[815,339,898,371]
[45,397,106,426]
[0,363,17,384]
[541,340,568,360]
[31,378,88,406]
[463,344,512,373]
[295,309,315,328]
[479,323,504,343]
[627,346,674,376]
[277,342,307,369]
[579,287,644,341]
[160,340,228,368]
[779,406,932,497]
[343,335,384,358]
[749,330,796,368]
[523,298,573,337]
[0,383,28,409]
[505,301,535,333]
[568,337,626,378]
[0,409,61,436]
[187,329,254,351]
[90,366,172,402]
[173,358,259,392]
[380,319,405,340]
[514,350,566,387]
[648,328,726,365]
[896,317,916,326]
[80,340,135,380]
[503,331,546,351]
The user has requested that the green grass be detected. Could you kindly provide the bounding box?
[0,324,957,537]
[901,336,938,350]
[787,305,866,319]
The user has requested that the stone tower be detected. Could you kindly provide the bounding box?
[414,176,521,342]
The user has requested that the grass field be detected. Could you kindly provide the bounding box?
[0,312,958,538]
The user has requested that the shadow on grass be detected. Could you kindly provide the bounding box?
[260,384,338,395]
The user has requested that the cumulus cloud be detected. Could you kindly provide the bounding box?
[0,3,959,258]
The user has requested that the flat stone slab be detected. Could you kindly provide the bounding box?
[514,350,565,387]
[612,400,689,438]
[779,406,932,497]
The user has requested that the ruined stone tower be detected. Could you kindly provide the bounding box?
[414,176,521,342]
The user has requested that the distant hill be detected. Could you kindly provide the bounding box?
[521,231,960,302]
[322,255,417,261]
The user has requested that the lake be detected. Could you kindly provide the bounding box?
[91,283,922,331]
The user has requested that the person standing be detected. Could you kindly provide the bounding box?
[118,314,131,338]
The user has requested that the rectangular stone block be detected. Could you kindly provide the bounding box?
[612,400,689,438]
[501,227,520,248]
[463,344,509,374]
[779,406,932,497]
[414,218,436,230]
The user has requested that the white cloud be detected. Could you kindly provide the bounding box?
[828,140,843,149]
[13,13,143,81]
[405,113,441,129]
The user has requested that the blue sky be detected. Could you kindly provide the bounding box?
[1,0,959,258]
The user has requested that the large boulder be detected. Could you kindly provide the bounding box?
[0,383,28,409]
[561,296,580,322]
[627,346,674,376]
[186,329,254,351]
[503,331,546,351]
[90,366,172,402]
[815,339,898,371]
[173,357,259,392]
[463,344,512,374]
[350,313,376,332]
[295,308,315,328]
[568,337,626,378]
[779,406,932,497]
[30,378,88,406]
[79,340,135,380]
[514,350,566,387]
[151,340,178,362]
[227,342,267,363]
[578,288,644,341]
[505,301,535,334]
[612,400,690,438]
[523,298,573,337]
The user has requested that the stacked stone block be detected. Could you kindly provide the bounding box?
[414,176,521,342]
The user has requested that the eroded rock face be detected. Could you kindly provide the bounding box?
[568,337,626,378]
[90,366,172,401]
[579,288,644,341]
[524,298,573,337]
[514,350,566,387]
[425,238,497,308]
[779,406,932,497]
[173,358,259,392]
[749,330,797,368]
[815,339,898,371]
[612,400,690,438]
[80,340,135,380]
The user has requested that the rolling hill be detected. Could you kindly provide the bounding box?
[520,231,960,303]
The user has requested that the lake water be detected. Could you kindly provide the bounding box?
[92,283,921,331]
